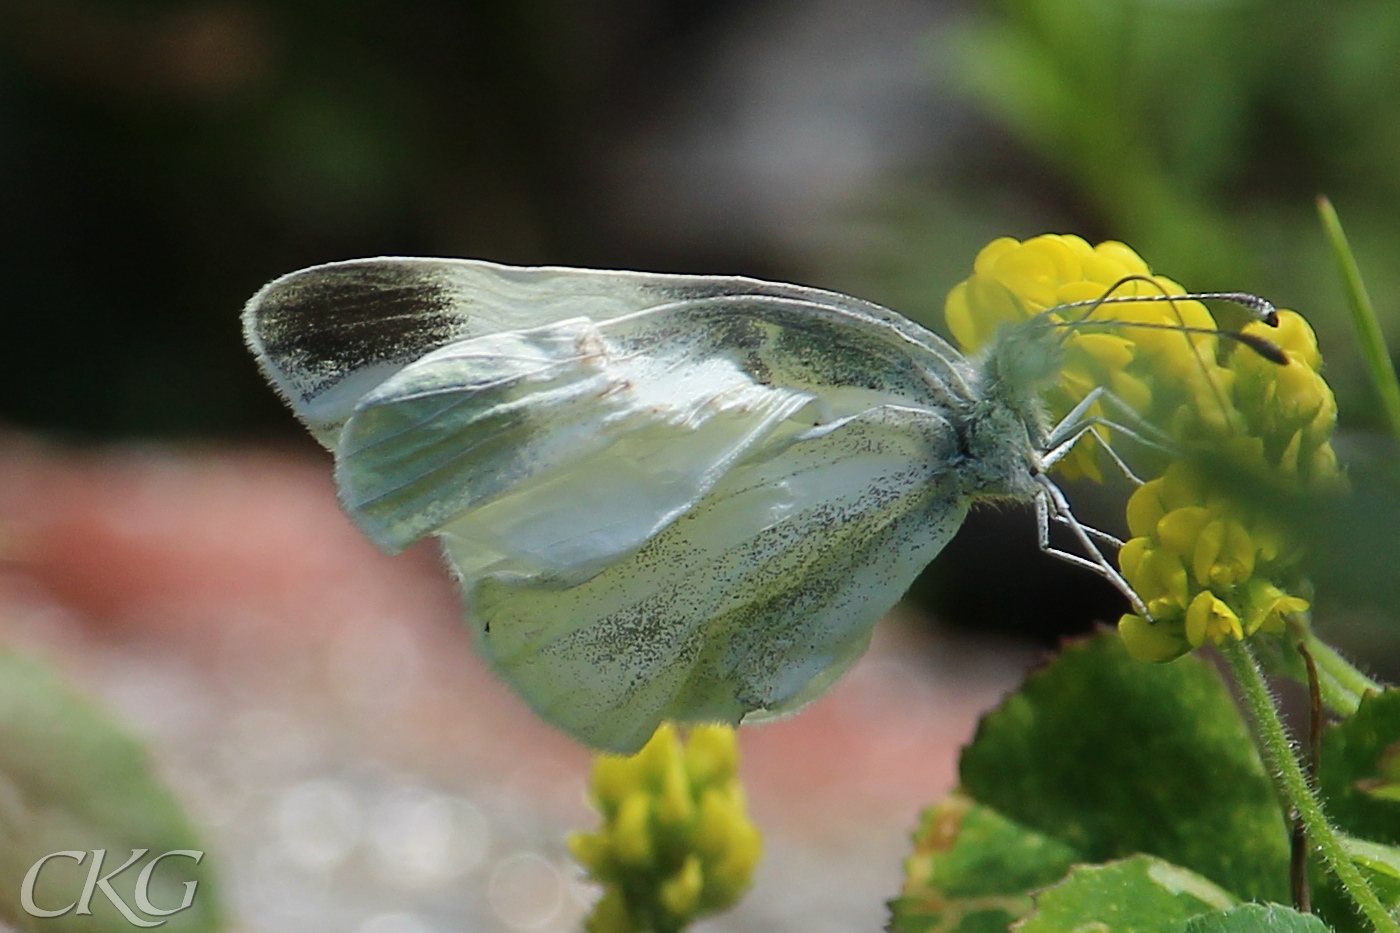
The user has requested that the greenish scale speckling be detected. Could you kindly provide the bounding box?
[245,257,1071,752]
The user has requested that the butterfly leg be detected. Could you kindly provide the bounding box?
[1043,387,1175,485]
[1034,474,1152,618]
[1046,387,1174,451]
[1042,422,1148,485]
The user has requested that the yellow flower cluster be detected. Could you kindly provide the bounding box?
[948,235,1223,482]
[1116,462,1311,660]
[945,235,1341,661]
[570,723,763,933]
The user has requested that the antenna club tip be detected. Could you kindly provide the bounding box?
[1235,331,1290,366]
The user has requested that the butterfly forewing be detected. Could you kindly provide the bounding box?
[337,314,816,557]
[244,258,982,752]
[243,257,971,443]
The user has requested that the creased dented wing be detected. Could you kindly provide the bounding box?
[242,256,972,444]
[244,257,980,752]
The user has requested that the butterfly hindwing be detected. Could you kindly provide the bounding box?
[463,404,967,753]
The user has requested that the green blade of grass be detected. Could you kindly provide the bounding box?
[1317,196,1400,445]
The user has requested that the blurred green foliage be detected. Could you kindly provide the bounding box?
[0,649,221,933]
[955,0,1400,430]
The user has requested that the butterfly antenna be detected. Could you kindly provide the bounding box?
[1044,275,1282,431]
[1052,318,1290,366]
[1048,275,1280,328]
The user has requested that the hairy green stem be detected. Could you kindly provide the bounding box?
[1222,638,1399,933]
[1317,197,1400,447]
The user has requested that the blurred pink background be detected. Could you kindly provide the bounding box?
[0,433,1035,933]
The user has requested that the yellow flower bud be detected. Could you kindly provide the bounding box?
[1251,310,1322,371]
[633,722,682,788]
[1092,240,1151,277]
[592,754,639,816]
[1192,519,1255,589]
[656,748,695,831]
[1127,480,1168,538]
[947,277,1028,350]
[702,822,763,911]
[569,830,615,880]
[585,888,635,933]
[659,856,704,919]
[684,724,739,788]
[990,237,1071,308]
[1309,443,1343,487]
[1111,370,1153,412]
[1118,536,1149,581]
[1069,332,1137,371]
[1251,518,1285,564]
[694,785,745,859]
[1186,592,1244,647]
[1221,435,1269,474]
[1056,279,1112,305]
[973,236,1021,275]
[614,792,655,867]
[1242,579,1310,636]
[1138,546,1191,612]
[1274,363,1328,427]
[1156,506,1210,557]
[1278,431,1303,479]
[1159,463,1206,511]
[575,724,761,933]
[1119,614,1191,662]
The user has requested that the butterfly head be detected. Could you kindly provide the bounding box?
[978,314,1066,426]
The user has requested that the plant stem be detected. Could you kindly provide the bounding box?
[1317,196,1400,447]
[1222,638,1400,933]
[1301,628,1383,717]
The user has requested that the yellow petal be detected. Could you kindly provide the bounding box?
[659,855,704,919]
[585,888,635,933]
[1186,591,1243,647]
[1127,479,1167,538]
[1141,547,1190,608]
[1193,519,1255,588]
[1156,506,1210,556]
[1094,241,1152,277]
[1111,371,1153,413]
[973,237,1022,276]
[1119,614,1191,662]
[613,792,655,867]
[1023,234,1083,284]
[1118,536,1150,582]
[685,724,739,788]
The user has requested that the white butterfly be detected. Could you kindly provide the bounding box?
[244,257,1212,752]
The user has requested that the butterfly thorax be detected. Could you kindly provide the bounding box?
[956,318,1064,502]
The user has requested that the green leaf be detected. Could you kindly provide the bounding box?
[0,650,222,933]
[1321,689,1400,846]
[888,792,1080,933]
[1335,834,1400,919]
[1018,855,1235,933]
[959,630,1290,903]
[1341,835,1400,882]
[1311,691,1400,933]
[1182,903,1333,933]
